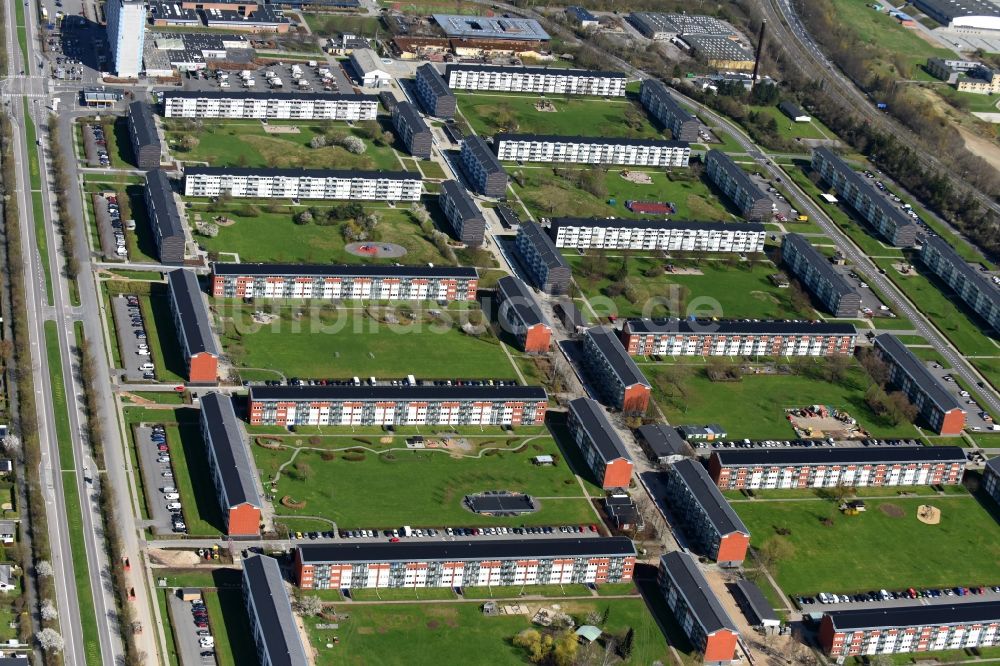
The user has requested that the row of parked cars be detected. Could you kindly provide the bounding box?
[798,585,1000,606]
[123,295,155,379]
[188,599,215,660]
[695,437,924,450]
[148,424,186,533]
[88,124,110,166]
[101,192,131,258]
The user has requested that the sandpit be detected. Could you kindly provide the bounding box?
[346,242,407,258]
[534,100,557,113]
[917,504,941,525]
[262,123,301,134]
[620,170,653,185]
[149,548,202,567]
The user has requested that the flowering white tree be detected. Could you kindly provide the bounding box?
[36,628,64,652]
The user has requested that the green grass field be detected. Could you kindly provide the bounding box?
[648,363,922,440]
[305,599,670,666]
[734,495,1000,595]
[748,105,833,141]
[301,13,383,36]
[828,0,953,72]
[220,308,519,380]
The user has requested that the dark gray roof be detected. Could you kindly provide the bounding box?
[566,6,598,21]
[549,218,764,234]
[445,63,623,79]
[128,101,160,147]
[778,100,807,118]
[496,133,689,149]
[519,222,568,270]
[185,166,417,181]
[242,555,309,666]
[783,233,858,297]
[462,135,505,174]
[568,398,632,463]
[250,385,547,402]
[497,275,547,328]
[826,600,1000,631]
[712,445,966,467]
[439,180,482,222]
[921,234,1000,308]
[145,170,184,238]
[987,457,1000,477]
[636,424,689,458]
[624,318,856,336]
[167,269,219,357]
[297,537,636,564]
[212,262,476,278]
[200,393,262,508]
[585,327,650,388]
[393,101,429,132]
[162,90,378,103]
[416,63,453,97]
[874,334,964,413]
[706,150,768,200]
[641,79,695,122]
[735,580,780,624]
[670,459,749,537]
[660,551,738,634]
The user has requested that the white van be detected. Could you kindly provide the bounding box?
[140,362,154,371]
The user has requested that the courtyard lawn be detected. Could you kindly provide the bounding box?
[219,308,520,380]
[648,364,922,440]
[733,495,1000,595]
[253,436,600,529]
[164,119,402,171]
[304,598,671,666]
[456,93,662,139]
[511,167,735,221]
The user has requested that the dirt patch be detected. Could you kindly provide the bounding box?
[426,620,440,630]
[356,627,374,635]
[667,267,703,275]
[958,126,1000,172]
[262,123,301,134]
[879,503,906,518]
[918,504,941,524]
[255,436,283,449]
[281,495,307,510]
[148,548,201,567]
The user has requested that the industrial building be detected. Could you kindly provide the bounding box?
[919,234,1000,332]
[293,538,636,589]
[566,398,635,489]
[211,263,478,302]
[432,14,550,41]
[911,0,1000,29]
[493,134,691,168]
[657,552,740,666]
[160,91,379,120]
[514,222,572,295]
[126,101,161,169]
[639,79,701,142]
[811,147,918,247]
[391,101,432,159]
[635,424,691,465]
[873,334,967,435]
[682,35,755,71]
[704,150,774,221]
[628,12,738,40]
[438,180,486,246]
[444,64,626,96]
[581,327,651,415]
[242,556,309,666]
[820,601,1000,658]
[566,6,599,28]
[106,0,146,77]
[142,31,252,76]
[349,48,392,88]
[663,459,751,566]
[495,276,552,353]
[708,446,967,490]
[778,101,810,122]
[167,269,220,384]
[202,5,290,32]
[414,63,456,118]
[781,233,861,317]
[984,457,1000,506]
[199,393,262,536]
[619,319,858,357]
[547,217,765,253]
[183,167,422,202]
[144,170,186,265]
[247,385,548,427]
[459,135,508,197]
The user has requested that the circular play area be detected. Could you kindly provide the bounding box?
[345,242,407,258]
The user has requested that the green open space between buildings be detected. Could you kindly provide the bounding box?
[828,0,953,71]
[746,105,834,142]
[301,13,384,36]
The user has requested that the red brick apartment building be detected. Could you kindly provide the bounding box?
[293,538,636,590]
[495,275,552,353]
[167,269,219,384]
[566,398,634,489]
[708,446,966,490]
[581,326,651,415]
[199,393,262,536]
[211,263,479,302]
[620,319,857,357]
[247,385,547,427]
[820,601,1000,658]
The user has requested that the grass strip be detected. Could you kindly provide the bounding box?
[62,473,104,666]
[22,105,54,305]
[13,0,27,65]
[43,321,74,466]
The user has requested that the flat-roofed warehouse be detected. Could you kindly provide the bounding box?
[912,0,1000,29]
[200,393,263,536]
[126,101,161,169]
[682,34,755,71]
[635,424,691,464]
[432,14,551,41]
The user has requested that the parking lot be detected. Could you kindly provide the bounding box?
[748,172,796,221]
[284,524,605,547]
[134,425,188,535]
[180,60,353,96]
[91,191,130,260]
[924,362,996,433]
[81,123,110,167]
[111,294,154,382]
[831,263,892,318]
[691,437,925,453]
[796,584,1000,613]
[167,593,215,665]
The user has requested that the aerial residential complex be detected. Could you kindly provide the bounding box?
[293,538,637,589]
[708,446,967,490]
[581,326,652,415]
[662,459,751,566]
[495,276,552,353]
[704,150,774,221]
[566,398,635,489]
[781,233,861,317]
[619,319,858,357]
[657,552,740,666]
[242,556,309,666]
[160,90,380,120]
[438,180,486,245]
[820,601,1000,658]
[126,101,161,169]
[811,147,918,247]
[919,234,1000,331]
[247,385,548,427]
[167,269,220,383]
[639,79,701,142]
[414,63,456,118]
[459,135,508,197]
[210,263,479,302]
[513,222,573,295]
[183,167,422,201]
[444,64,627,96]
[493,134,691,168]
[391,101,433,159]
[873,334,967,435]
[546,218,766,253]
[144,170,186,265]
[199,393,263,537]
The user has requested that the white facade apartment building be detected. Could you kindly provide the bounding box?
[444,64,627,96]
[160,91,380,120]
[547,218,765,252]
[184,167,421,201]
[620,319,858,357]
[494,133,691,167]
